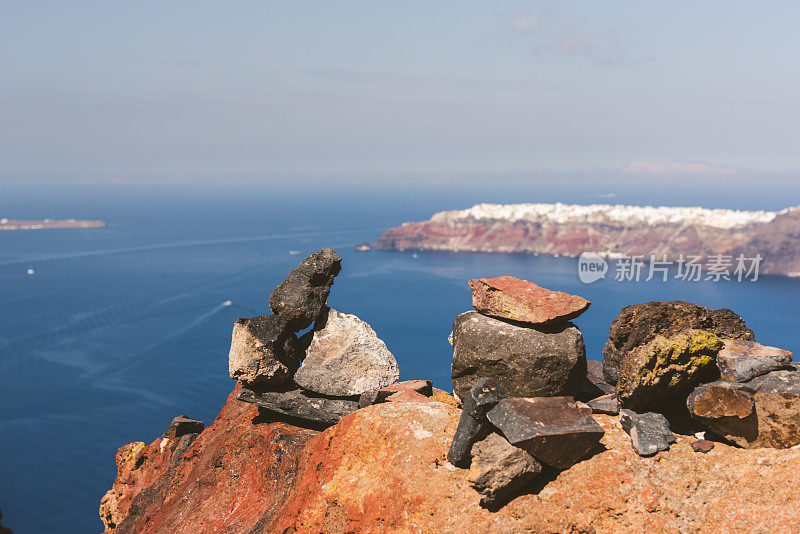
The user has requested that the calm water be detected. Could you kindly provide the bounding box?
[1,183,798,533]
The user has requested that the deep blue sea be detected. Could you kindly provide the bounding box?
[1,182,798,533]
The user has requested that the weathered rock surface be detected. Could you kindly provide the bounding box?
[228,315,301,385]
[691,439,715,453]
[468,276,590,326]
[385,390,432,403]
[236,384,359,426]
[359,379,433,407]
[294,308,399,396]
[603,300,754,384]
[616,329,724,411]
[451,311,586,400]
[577,359,614,402]
[447,377,507,467]
[468,432,542,506]
[620,410,676,457]
[717,339,793,382]
[486,397,604,469]
[268,247,342,331]
[588,394,619,415]
[162,415,204,439]
[103,384,800,533]
[688,372,800,448]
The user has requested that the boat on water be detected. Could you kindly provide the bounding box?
[354,242,371,252]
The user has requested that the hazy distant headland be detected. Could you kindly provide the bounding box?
[0,218,106,231]
[373,203,800,277]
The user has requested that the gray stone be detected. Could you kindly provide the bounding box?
[486,397,604,469]
[688,371,800,449]
[577,360,615,401]
[602,301,754,385]
[162,415,204,439]
[228,315,301,386]
[294,308,399,396]
[236,385,359,426]
[468,433,542,506]
[451,311,587,401]
[717,339,793,382]
[587,394,619,415]
[619,410,676,457]
[269,247,342,331]
[447,378,507,467]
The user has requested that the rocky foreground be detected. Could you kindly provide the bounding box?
[372,202,800,276]
[100,249,800,533]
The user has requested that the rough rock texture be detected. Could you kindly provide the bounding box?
[103,384,800,533]
[588,394,619,415]
[236,384,359,426]
[268,247,342,331]
[294,308,399,396]
[620,410,676,457]
[162,415,204,439]
[228,315,301,386]
[486,397,604,469]
[603,300,754,385]
[717,339,793,382]
[687,372,800,448]
[691,439,715,453]
[616,330,724,411]
[100,385,319,533]
[451,311,586,400]
[385,390,432,403]
[468,432,542,506]
[359,379,433,408]
[467,276,590,326]
[577,359,614,402]
[447,377,507,467]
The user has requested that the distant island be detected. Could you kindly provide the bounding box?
[373,203,800,277]
[0,218,106,231]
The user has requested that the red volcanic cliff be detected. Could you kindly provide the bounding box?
[101,383,800,533]
[373,204,800,276]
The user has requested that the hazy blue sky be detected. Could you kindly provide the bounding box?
[1,1,799,183]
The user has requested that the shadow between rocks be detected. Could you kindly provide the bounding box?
[252,407,329,432]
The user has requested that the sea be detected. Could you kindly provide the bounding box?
[1,181,798,533]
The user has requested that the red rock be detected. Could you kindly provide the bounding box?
[691,439,715,453]
[385,389,432,403]
[102,385,800,533]
[468,276,590,325]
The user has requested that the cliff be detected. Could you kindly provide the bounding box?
[101,383,800,533]
[373,203,800,276]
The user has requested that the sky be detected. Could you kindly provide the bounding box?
[1,1,799,184]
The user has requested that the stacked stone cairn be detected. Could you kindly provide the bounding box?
[229,248,436,426]
[601,300,797,452]
[447,276,604,506]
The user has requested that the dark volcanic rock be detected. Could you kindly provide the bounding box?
[577,360,614,401]
[451,311,586,401]
[447,378,508,467]
[587,394,619,415]
[294,308,399,396]
[602,301,754,385]
[616,330,724,411]
[486,397,604,469]
[268,247,342,331]
[468,276,590,326]
[691,439,715,453]
[468,432,542,506]
[162,415,204,439]
[228,315,301,386]
[716,339,793,382]
[620,410,676,457]
[236,384,358,426]
[686,373,800,448]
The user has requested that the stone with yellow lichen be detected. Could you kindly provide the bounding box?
[616,329,724,411]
